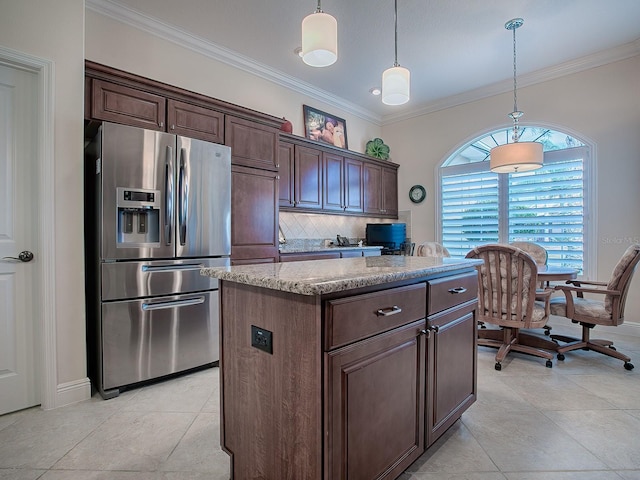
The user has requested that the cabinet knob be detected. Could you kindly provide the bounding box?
[171,124,175,130]
[159,121,164,128]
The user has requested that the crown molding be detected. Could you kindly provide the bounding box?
[86,0,639,128]
[85,0,382,125]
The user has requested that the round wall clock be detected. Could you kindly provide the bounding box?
[409,185,426,204]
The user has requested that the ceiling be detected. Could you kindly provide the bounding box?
[90,0,640,124]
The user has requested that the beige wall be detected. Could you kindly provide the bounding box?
[382,56,640,321]
[0,1,86,391]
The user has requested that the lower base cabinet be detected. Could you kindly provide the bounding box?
[219,268,477,480]
[326,320,426,480]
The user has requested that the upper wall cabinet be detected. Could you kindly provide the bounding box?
[91,79,166,131]
[167,99,224,143]
[225,116,278,171]
[85,60,283,144]
[280,135,397,218]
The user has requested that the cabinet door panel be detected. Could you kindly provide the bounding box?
[326,320,425,480]
[323,152,344,211]
[382,166,398,217]
[364,163,382,214]
[92,79,165,130]
[426,305,477,446]
[231,166,279,263]
[344,157,364,213]
[295,145,323,209]
[167,99,224,143]
[226,116,278,170]
[278,142,295,207]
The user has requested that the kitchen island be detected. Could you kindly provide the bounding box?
[202,255,482,480]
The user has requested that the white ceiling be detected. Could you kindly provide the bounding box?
[89,0,640,124]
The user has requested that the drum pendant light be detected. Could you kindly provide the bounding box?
[382,0,410,105]
[301,0,337,67]
[490,18,543,173]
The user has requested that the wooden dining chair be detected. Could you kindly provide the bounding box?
[466,244,556,370]
[510,241,552,335]
[416,241,450,258]
[550,243,640,370]
[509,241,548,268]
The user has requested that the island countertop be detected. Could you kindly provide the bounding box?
[201,256,482,296]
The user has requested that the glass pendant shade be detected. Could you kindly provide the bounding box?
[382,65,410,105]
[490,141,543,173]
[301,11,337,67]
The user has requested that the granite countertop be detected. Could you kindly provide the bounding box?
[201,256,482,296]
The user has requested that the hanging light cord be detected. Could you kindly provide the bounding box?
[507,19,524,143]
[316,0,322,13]
[393,0,399,67]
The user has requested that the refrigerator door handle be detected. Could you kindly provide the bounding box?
[142,296,205,311]
[141,263,204,272]
[178,148,187,246]
[164,145,174,246]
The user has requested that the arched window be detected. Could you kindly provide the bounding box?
[438,126,592,275]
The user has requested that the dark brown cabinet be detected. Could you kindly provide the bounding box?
[323,152,344,212]
[278,142,295,208]
[91,79,166,131]
[326,320,426,479]
[167,99,224,143]
[218,265,478,480]
[344,157,364,213]
[280,136,396,218]
[226,116,278,171]
[425,272,478,446]
[294,145,323,210]
[230,166,279,265]
[364,163,398,217]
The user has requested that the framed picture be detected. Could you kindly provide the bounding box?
[303,105,348,149]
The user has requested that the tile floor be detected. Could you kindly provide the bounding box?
[1,318,639,480]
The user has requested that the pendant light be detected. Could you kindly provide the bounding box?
[490,18,543,173]
[301,0,337,67]
[382,0,410,105]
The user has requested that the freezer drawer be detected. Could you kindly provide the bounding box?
[101,257,229,301]
[101,291,218,391]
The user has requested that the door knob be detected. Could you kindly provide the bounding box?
[2,251,34,262]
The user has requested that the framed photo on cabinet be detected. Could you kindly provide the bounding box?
[303,105,348,149]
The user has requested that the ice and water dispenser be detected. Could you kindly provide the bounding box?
[116,187,160,247]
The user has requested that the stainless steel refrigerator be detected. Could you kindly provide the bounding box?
[85,122,231,399]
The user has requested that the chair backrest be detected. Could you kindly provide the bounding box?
[509,241,548,266]
[466,244,546,329]
[416,241,450,258]
[604,244,640,318]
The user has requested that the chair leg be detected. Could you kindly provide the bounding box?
[479,327,554,369]
[554,324,634,369]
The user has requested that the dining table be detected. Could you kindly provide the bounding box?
[537,265,579,283]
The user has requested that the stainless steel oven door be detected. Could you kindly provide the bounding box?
[101,257,229,301]
[101,290,218,391]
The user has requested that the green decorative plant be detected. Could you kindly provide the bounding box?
[366,138,390,160]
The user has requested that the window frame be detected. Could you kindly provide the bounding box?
[435,127,596,279]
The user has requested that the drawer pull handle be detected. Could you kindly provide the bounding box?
[376,305,402,316]
[448,287,467,294]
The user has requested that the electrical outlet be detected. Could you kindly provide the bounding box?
[251,325,273,354]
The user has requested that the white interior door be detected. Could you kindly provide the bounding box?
[0,62,39,414]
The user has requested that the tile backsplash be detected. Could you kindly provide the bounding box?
[279,211,412,244]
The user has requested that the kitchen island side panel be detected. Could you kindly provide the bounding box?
[220,281,323,480]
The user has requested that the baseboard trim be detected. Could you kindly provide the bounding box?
[48,378,92,410]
